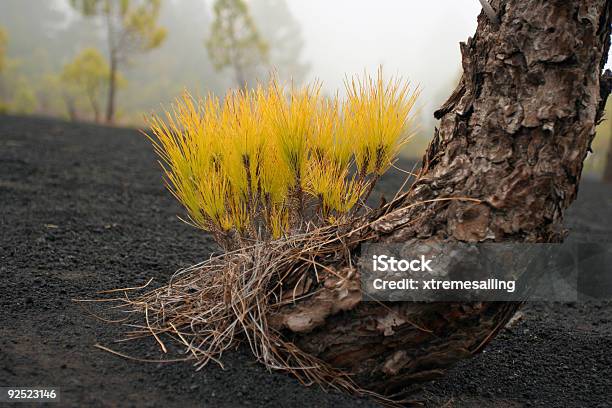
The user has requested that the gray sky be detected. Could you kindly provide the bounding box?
[286,0,612,120]
[288,1,479,109]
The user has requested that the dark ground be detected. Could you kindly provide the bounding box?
[1,114,611,407]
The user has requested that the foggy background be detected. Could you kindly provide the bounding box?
[0,0,610,175]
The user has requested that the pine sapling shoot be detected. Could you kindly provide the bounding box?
[147,69,419,250]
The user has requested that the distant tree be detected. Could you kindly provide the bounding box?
[0,27,7,74]
[250,0,309,84]
[69,0,167,123]
[206,0,268,87]
[58,77,80,122]
[0,27,8,112]
[61,48,111,123]
[35,74,67,119]
[0,57,38,115]
[11,77,37,114]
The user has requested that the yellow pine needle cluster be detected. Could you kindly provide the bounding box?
[346,69,419,176]
[147,70,418,248]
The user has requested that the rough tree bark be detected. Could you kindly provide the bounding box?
[273,0,612,396]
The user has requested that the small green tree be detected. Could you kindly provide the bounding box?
[69,0,167,123]
[61,48,110,123]
[206,0,268,87]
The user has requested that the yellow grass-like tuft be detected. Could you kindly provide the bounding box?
[345,67,419,176]
[146,70,418,248]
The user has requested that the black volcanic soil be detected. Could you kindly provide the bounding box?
[1,114,612,407]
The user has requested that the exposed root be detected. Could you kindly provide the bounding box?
[91,215,394,400]
[83,193,491,407]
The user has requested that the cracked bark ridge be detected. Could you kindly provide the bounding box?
[274,0,612,397]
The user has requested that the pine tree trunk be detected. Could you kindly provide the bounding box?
[64,95,78,123]
[88,91,100,124]
[274,0,612,395]
[106,54,117,124]
[105,4,117,125]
